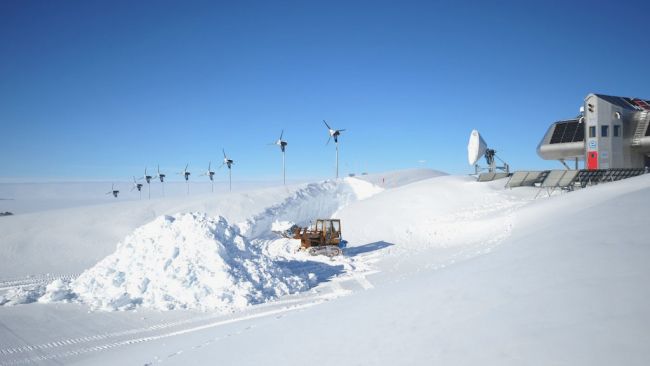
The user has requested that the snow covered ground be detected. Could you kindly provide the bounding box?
[0,168,648,365]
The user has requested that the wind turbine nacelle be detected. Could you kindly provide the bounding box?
[467,129,488,166]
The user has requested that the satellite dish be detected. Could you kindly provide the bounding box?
[467,129,488,166]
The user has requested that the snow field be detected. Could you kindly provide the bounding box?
[6,169,645,365]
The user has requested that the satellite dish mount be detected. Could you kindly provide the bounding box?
[467,129,509,174]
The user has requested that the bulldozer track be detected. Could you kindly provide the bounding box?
[0,274,78,291]
[0,279,356,366]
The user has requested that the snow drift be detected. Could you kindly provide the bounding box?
[54,213,310,311]
[239,177,383,240]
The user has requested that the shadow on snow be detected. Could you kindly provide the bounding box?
[343,241,394,257]
[275,259,345,286]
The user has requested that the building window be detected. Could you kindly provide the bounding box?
[601,125,609,137]
[614,125,621,137]
[589,126,596,138]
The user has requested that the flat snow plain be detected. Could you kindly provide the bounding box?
[0,168,648,365]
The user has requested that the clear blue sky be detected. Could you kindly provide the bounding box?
[2,0,649,181]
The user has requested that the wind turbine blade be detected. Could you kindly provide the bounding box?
[208,161,211,171]
[326,136,331,145]
[323,120,331,129]
[185,163,188,171]
[280,129,284,140]
[338,129,346,132]
[222,149,227,158]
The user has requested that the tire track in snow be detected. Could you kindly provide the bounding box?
[0,274,78,291]
[0,287,350,366]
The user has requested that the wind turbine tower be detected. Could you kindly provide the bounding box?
[323,120,346,179]
[220,149,234,192]
[202,161,216,193]
[140,167,153,199]
[271,130,288,185]
[131,176,144,200]
[155,165,166,197]
[178,164,191,195]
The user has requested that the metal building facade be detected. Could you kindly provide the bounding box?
[538,93,650,170]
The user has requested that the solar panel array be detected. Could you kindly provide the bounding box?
[549,119,584,144]
[622,97,650,111]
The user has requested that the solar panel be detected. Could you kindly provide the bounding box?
[550,122,567,144]
[550,119,583,144]
[506,171,545,188]
[540,170,567,188]
[622,97,640,109]
[577,169,606,187]
[574,122,585,141]
[562,122,577,143]
[556,170,578,187]
[505,171,529,188]
[477,172,496,182]
[477,172,509,182]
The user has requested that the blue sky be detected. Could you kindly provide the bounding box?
[2,0,649,181]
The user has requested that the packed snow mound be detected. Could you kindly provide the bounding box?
[51,213,310,311]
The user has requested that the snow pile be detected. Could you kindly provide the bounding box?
[240,177,383,239]
[271,220,295,232]
[47,213,310,311]
[0,284,46,306]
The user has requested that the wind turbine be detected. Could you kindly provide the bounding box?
[201,161,216,193]
[138,167,153,199]
[178,164,191,195]
[155,165,166,197]
[106,183,119,198]
[323,120,345,179]
[131,176,143,199]
[270,130,288,185]
[220,149,234,192]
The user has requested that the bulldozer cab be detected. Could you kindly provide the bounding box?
[294,219,343,256]
[315,219,341,244]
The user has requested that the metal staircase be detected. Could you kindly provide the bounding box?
[631,110,650,147]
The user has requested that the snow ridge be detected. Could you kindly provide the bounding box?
[239,177,383,239]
